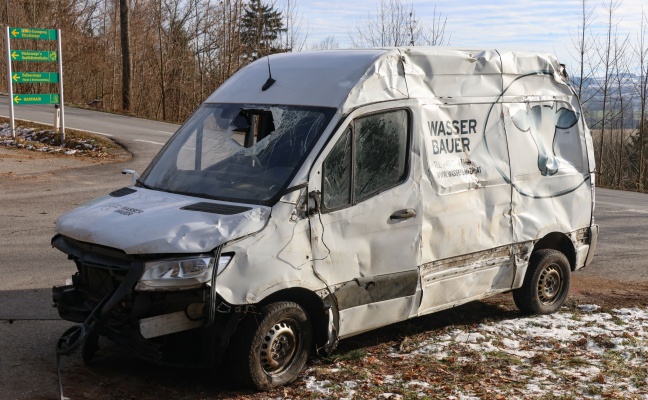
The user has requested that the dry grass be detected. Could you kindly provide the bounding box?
[0,116,129,160]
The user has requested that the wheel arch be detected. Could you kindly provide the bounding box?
[532,232,576,271]
[259,287,331,353]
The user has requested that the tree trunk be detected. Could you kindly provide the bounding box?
[120,0,132,112]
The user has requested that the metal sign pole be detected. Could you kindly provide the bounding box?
[57,29,65,143]
[5,26,16,138]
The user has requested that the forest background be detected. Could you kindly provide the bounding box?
[1,0,647,192]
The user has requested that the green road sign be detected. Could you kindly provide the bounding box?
[12,72,59,83]
[10,27,57,41]
[13,94,60,105]
[10,50,58,62]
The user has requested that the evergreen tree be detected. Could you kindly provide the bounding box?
[241,0,286,60]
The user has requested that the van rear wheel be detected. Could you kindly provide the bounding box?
[513,249,570,315]
[231,301,312,390]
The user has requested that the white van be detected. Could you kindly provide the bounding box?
[52,48,598,389]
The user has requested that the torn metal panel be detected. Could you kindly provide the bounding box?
[403,48,503,99]
[418,246,515,314]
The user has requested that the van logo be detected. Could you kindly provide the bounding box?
[428,119,477,155]
[510,104,578,176]
[113,206,143,216]
[483,71,588,199]
[100,204,145,216]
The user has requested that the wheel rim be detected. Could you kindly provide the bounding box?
[259,321,298,374]
[537,264,563,305]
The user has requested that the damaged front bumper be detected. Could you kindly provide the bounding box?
[51,234,242,366]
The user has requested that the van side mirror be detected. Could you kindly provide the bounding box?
[122,169,140,186]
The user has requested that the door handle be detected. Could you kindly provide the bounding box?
[390,208,417,221]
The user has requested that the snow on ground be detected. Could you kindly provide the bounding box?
[301,306,648,399]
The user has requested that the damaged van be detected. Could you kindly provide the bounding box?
[52,48,598,389]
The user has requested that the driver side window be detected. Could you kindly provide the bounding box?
[323,109,409,210]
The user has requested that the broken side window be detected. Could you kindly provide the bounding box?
[355,110,408,201]
[322,109,409,210]
[323,127,352,209]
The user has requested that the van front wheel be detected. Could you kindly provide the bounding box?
[231,301,312,390]
[513,249,570,315]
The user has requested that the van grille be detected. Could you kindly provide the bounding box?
[79,263,130,300]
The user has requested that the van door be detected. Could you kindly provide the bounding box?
[308,105,421,338]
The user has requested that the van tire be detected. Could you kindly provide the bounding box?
[513,249,570,315]
[231,301,312,390]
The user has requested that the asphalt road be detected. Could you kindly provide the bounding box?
[0,96,647,398]
[583,187,648,282]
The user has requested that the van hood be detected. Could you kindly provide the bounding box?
[54,187,270,255]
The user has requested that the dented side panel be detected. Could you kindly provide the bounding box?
[418,246,514,314]
[502,76,593,242]
[215,193,325,305]
[419,100,513,263]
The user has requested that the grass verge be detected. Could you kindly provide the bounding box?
[0,116,129,160]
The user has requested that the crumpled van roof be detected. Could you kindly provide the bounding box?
[206,48,567,112]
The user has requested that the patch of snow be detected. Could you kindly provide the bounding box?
[302,376,331,395]
[378,393,402,399]
[578,304,601,312]
[302,306,648,399]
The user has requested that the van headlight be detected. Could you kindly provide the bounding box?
[136,255,232,291]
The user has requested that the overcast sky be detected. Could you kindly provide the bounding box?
[298,0,647,73]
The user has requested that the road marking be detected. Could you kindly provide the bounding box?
[607,208,648,214]
[135,139,165,146]
[627,209,648,215]
[79,129,113,137]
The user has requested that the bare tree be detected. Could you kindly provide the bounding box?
[595,0,623,186]
[311,36,340,51]
[611,32,631,187]
[350,0,449,47]
[569,0,597,102]
[281,0,307,52]
[632,8,648,190]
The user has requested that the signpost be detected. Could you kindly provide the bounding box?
[10,50,58,62]
[13,94,60,105]
[12,72,59,84]
[10,27,58,41]
[4,26,65,141]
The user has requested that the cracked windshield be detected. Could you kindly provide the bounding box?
[141,104,335,204]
